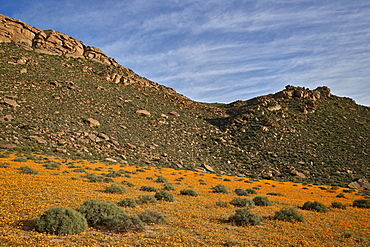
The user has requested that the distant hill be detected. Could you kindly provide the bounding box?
[1,14,369,187]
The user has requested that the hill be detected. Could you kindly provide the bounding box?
[0,14,369,187]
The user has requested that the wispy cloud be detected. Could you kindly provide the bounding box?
[5,0,370,106]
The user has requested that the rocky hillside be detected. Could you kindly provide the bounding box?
[0,14,369,187]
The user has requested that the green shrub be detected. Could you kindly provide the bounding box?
[122,180,135,187]
[155,176,168,183]
[353,199,370,208]
[19,166,39,175]
[245,188,257,194]
[34,206,87,235]
[212,184,229,194]
[140,185,158,192]
[302,201,329,212]
[105,171,122,178]
[78,199,126,226]
[14,158,28,162]
[104,184,128,194]
[235,189,248,196]
[253,196,273,206]
[138,210,167,224]
[229,197,255,208]
[154,190,175,202]
[273,207,304,222]
[228,208,263,226]
[84,173,103,182]
[336,193,346,198]
[180,189,198,197]
[118,198,137,208]
[137,195,157,205]
[106,215,145,232]
[163,183,175,191]
[331,201,347,209]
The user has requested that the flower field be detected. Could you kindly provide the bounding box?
[0,151,369,246]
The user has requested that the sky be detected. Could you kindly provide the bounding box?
[2,0,370,106]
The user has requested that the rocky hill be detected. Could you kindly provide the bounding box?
[0,14,369,187]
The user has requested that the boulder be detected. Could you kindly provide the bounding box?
[136,110,151,117]
[3,98,20,108]
[348,179,370,189]
[86,118,100,127]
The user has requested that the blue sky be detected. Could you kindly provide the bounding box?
[2,0,370,106]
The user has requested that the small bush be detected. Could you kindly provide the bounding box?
[163,183,175,191]
[253,196,273,206]
[138,210,167,224]
[353,199,370,208]
[155,176,168,183]
[302,201,329,212]
[122,180,135,187]
[235,189,248,196]
[34,206,87,235]
[140,185,158,192]
[118,198,137,208]
[84,173,103,182]
[105,171,122,178]
[274,207,304,222]
[137,195,157,205]
[19,166,39,175]
[14,158,28,162]
[228,208,263,226]
[106,215,145,232]
[78,199,126,226]
[331,201,347,210]
[336,193,346,198]
[212,184,229,194]
[104,184,128,194]
[0,163,11,168]
[229,197,255,208]
[245,188,257,194]
[216,201,229,207]
[154,190,175,202]
[180,189,198,197]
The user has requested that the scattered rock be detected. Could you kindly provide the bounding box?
[201,164,215,173]
[20,68,27,74]
[86,118,100,127]
[98,133,109,141]
[136,110,151,117]
[55,148,67,154]
[105,158,118,163]
[0,143,18,149]
[348,179,370,189]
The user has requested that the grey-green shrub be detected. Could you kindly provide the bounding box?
[353,199,370,208]
[302,201,329,212]
[163,183,175,191]
[138,210,167,224]
[106,215,145,232]
[19,166,39,175]
[253,196,273,206]
[228,208,262,226]
[235,189,248,196]
[245,188,257,194]
[216,201,229,207]
[137,195,158,204]
[212,184,229,194]
[331,201,347,209]
[273,207,304,222]
[155,176,168,183]
[34,206,87,235]
[118,198,137,208]
[140,185,158,192]
[78,199,126,226]
[229,197,255,208]
[104,184,128,194]
[180,189,198,197]
[154,190,175,202]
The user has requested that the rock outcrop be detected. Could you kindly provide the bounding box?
[0,14,118,66]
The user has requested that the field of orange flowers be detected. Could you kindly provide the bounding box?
[0,151,369,246]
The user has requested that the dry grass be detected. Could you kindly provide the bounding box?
[0,152,369,246]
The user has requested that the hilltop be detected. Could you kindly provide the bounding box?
[0,14,369,187]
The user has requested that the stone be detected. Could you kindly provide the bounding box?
[136,110,151,117]
[169,111,180,117]
[201,164,215,173]
[348,179,370,189]
[0,143,18,149]
[3,98,20,108]
[105,158,118,163]
[30,136,47,144]
[86,118,100,127]
[98,133,109,140]
[20,68,27,74]
[0,114,13,122]
[267,105,282,111]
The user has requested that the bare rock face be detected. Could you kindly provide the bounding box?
[348,179,370,189]
[0,14,118,66]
